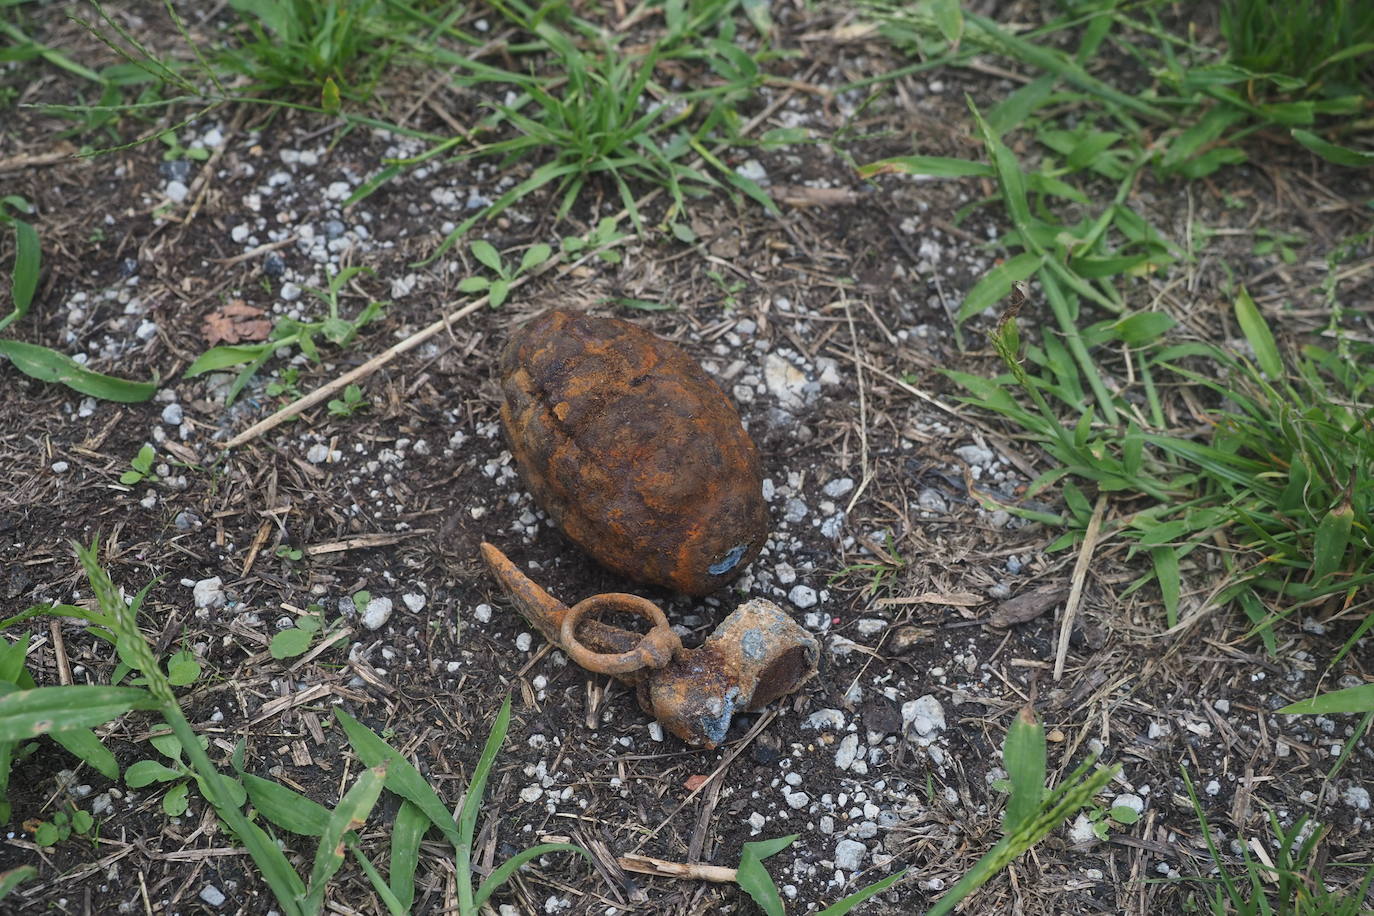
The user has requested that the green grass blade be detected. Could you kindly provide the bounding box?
[242,771,331,837]
[0,340,158,402]
[334,709,461,848]
[1277,684,1374,715]
[1002,705,1046,834]
[49,726,119,780]
[388,800,428,912]
[1233,288,1283,379]
[987,74,1057,135]
[816,869,907,915]
[734,835,798,916]
[1311,498,1353,585]
[473,842,589,908]
[1291,129,1374,167]
[163,704,308,914]
[0,685,160,740]
[0,865,36,901]
[957,252,1043,323]
[0,633,31,683]
[965,13,1164,121]
[1150,546,1182,627]
[7,217,39,317]
[348,842,409,916]
[925,836,1015,916]
[458,694,511,845]
[303,764,387,915]
[455,693,513,912]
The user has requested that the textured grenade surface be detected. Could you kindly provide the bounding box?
[498,309,768,595]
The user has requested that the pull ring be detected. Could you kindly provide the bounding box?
[560,593,682,675]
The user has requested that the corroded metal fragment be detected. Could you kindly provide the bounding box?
[499,309,768,596]
[481,543,819,748]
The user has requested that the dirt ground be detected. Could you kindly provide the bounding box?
[2,2,1372,915]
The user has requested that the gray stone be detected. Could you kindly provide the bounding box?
[193,577,225,610]
[361,596,393,630]
[834,733,860,771]
[954,444,995,467]
[834,839,866,871]
[804,709,846,731]
[902,695,946,740]
[917,488,947,513]
[823,477,855,498]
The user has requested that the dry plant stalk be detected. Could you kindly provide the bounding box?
[617,854,737,884]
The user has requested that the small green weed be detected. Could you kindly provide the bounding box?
[119,444,158,486]
[275,545,305,562]
[157,128,210,162]
[30,803,96,848]
[267,366,303,399]
[1079,796,1141,842]
[705,268,747,309]
[458,241,552,309]
[927,705,1119,915]
[185,264,386,405]
[1252,228,1306,264]
[1177,767,1374,913]
[828,533,907,599]
[270,605,336,660]
[219,0,470,105]
[327,382,368,417]
[348,0,778,260]
[125,730,239,818]
[165,647,202,687]
[561,217,627,264]
[734,834,905,914]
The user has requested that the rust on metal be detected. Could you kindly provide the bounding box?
[498,309,768,596]
[481,543,819,748]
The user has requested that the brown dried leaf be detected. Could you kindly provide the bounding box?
[202,300,272,346]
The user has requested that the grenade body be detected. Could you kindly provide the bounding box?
[499,310,768,595]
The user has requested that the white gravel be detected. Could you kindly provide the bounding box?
[192,577,225,610]
[361,596,393,630]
